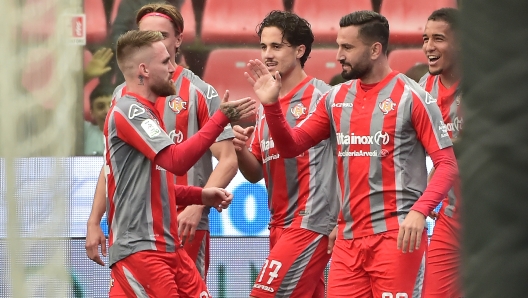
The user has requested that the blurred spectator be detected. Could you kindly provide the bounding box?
[109,0,185,85]
[84,83,113,156]
[84,47,113,84]
[405,62,428,83]
[329,73,347,86]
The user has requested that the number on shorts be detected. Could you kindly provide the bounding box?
[257,259,283,285]
[382,293,408,298]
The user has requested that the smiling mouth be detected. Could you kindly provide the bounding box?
[428,55,440,64]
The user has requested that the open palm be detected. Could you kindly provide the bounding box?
[244,59,281,105]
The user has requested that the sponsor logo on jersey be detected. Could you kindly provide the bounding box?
[332,102,353,108]
[141,119,161,138]
[207,85,219,99]
[438,121,449,138]
[446,117,463,132]
[168,129,184,143]
[378,97,396,115]
[128,104,145,119]
[290,103,307,119]
[253,283,274,293]
[168,96,187,114]
[336,131,390,146]
[261,138,275,151]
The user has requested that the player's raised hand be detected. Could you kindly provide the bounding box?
[85,223,107,266]
[219,90,256,122]
[244,59,281,105]
[397,210,426,253]
[201,187,233,212]
[232,125,255,151]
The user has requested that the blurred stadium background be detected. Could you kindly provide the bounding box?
[0,0,456,296]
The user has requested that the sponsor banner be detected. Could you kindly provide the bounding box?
[0,238,270,298]
[0,157,436,238]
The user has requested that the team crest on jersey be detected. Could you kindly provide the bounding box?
[168,96,187,114]
[378,98,396,115]
[290,103,307,119]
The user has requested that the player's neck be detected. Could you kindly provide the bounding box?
[279,67,307,98]
[126,85,158,103]
[360,59,392,85]
[439,68,460,89]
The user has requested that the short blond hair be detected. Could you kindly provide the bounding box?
[116,30,164,70]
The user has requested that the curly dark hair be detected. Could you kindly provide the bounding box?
[256,10,314,68]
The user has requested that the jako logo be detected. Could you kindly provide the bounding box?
[336,131,390,146]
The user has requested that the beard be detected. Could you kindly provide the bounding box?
[151,79,176,97]
[341,60,372,80]
[428,67,443,76]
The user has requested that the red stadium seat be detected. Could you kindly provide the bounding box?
[21,0,57,41]
[111,0,196,43]
[202,48,261,124]
[84,0,108,44]
[388,48,428,73]
[180,0,197,43]
[201,0,284,44]
[293,0,372,44]
[304,49,340,84]
[381,0,457,45]
[110,0,121,24]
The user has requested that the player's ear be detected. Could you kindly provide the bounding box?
[296,44,306,60]
[371,42,382,60]
[139,63,149,78]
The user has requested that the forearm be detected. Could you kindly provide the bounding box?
[174,185,203,206]
[236,149,263,183]
[263,102,318,157]
[204,157,238,189]
[87,167,106,225]
[155,111,229,175]
[412,148,458,216]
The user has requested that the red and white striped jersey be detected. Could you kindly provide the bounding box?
[420,73,462,218]
[298,71,452,239]
[112,65,234,230]
[104,92,178,267]
[249,77,340,236]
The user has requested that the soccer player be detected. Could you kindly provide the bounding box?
[86,3,241,280]
[244,11,458,298]
[232,11,339,298]
[106,29,252,297]
[420,8,463,298]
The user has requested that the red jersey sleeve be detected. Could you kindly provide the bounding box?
[174,185,203,206]
[410,90,453,155]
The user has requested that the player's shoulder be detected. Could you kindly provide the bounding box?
[308,77,332,94]
[111,82,127,105]
[181,68,219,100]
[418,72,432,87]
[395,73,428,96]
